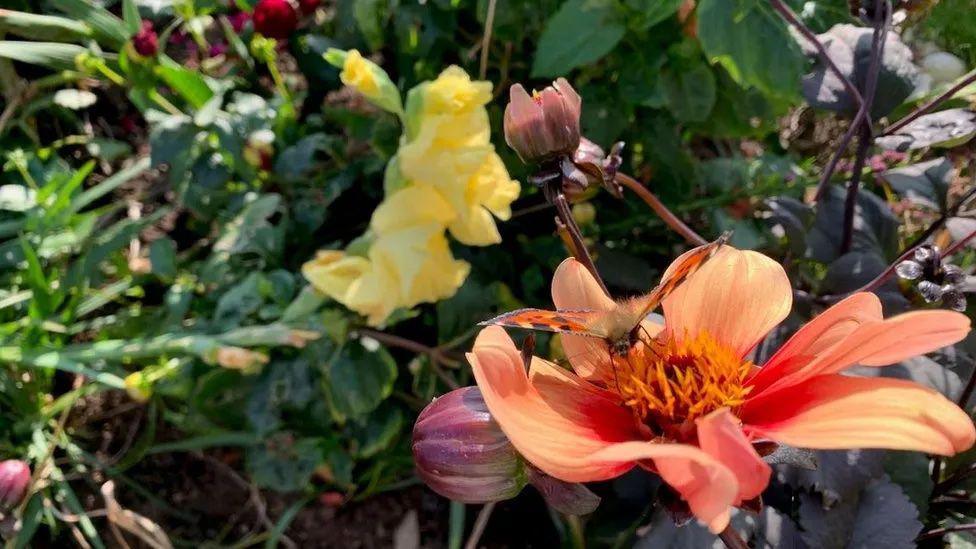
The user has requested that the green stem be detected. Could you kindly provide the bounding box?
[448,501,466,549]
[566,515,586,549]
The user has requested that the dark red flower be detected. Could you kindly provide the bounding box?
[228,11,251,33]
[132,20,159,57]
[298,0,320,14]
[252,0,298,40]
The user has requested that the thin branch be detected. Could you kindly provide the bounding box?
[614,172,707,246]
[839,0,889,254]
[825,181,976,301]
[356,329,461,390]
[479,0,498,80]
[944,227,976,257]
[934,463,976,496]
[769,0,866,113]
[718,525,750,549]
[916,522,976,541]
[884,68,976,135]
[464,502,496,549]
[553,190,610,295]
[956,356,976,409]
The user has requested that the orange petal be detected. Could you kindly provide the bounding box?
[468,327,642,482]
[550,258,616,381]
[696,408,771,503]
[750,309,970,396]
[589,441,738,533]
[741,374,976,456]
[662,247,791,358]
[747,292,883,395]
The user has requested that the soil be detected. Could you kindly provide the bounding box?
[56,390,561,548]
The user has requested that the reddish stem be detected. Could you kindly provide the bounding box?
[614,172,707,246]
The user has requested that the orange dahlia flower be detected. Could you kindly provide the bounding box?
[468,246,974,533]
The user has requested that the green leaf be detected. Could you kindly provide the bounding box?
[155,57,215,108]
[246,436,322,492]
[351,403,403,458]
[0,41,87,70]
[50,0,128,47]
[149,237,177,278]
[697,0,803,100]
[0,9,92,41]
[325,340,397,420]
[661,59,716,123]
[531,0,626,78]
[147,431,261,454]
[622,0,683,30]
[122,0,140,35]
[353,0,385,50]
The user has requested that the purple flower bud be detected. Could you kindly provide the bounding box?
[412,387,526,504]
[0,460,30,509]
[504,78,581,164]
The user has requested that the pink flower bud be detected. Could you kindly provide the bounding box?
[504,78,581,164]
[412,387,526,503]
[0,460,30,509]
[132,20,159,57]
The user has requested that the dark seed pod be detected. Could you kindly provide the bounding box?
[896,260,923,280]
[942,289,968,312]
[918,280,944,303]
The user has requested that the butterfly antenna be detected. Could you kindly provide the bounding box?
[608,343,622,394]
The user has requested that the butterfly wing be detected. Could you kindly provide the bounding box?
[479,308,609,339]
[626,232,731,327]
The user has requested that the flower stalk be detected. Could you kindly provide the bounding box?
[614,172,707,246]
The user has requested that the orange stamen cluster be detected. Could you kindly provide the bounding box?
[615,331,753,429]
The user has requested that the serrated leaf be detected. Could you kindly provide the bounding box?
[778,449,885,505]
[246,436,322,492]
[876,109,976,151]
[697,0,803,100]
[800,24,919,118]
[326,340,397,419]
[661,59,716,123]
[880,157,953,211]
[807,185,900,263]
[531,0,625,78]
[799,477,921,549]
[351,403,403,458]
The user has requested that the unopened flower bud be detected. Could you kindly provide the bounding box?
[504,78,581,164]
[252,0,298,40]
[325,49,404,115]
[412,387,527,503]
[0,460,30,509]
[132,21,159,57]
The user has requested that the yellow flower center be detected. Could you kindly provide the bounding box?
[614,331,753,434]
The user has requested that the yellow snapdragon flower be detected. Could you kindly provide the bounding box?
[303,64,517,326]
[326,48,403,114]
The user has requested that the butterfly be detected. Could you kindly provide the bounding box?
[480,233,730,357]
